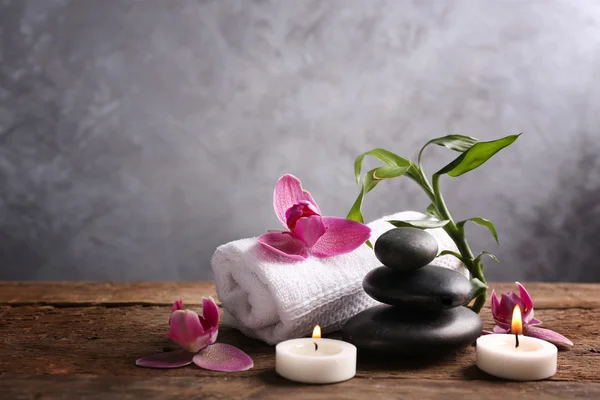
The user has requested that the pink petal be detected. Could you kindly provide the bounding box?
[201,297,219,329]
[490,290,500,316]
[515,282,536,322]
[506,292,525,310]
[498,293,519,322]
[169,310,205,344]
[192,328,218,351]
[495,321,511,330]
[293,216,326,247]
[273,175,320,228]
[493,326,510,333]
[285,201,320,230]
[528,318,543,326]
[310,217,371,257]
[516,282,534,309]
[171,299,183,313]
[135,350,195,369]
[257,232,309,260]
[169,299,184,324]
[524,325,573,348]
[167,328,217,353]
[193,343,254,372]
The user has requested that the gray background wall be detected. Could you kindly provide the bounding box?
[1,0,599,282]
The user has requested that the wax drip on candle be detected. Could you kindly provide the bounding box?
[511,305,523,348]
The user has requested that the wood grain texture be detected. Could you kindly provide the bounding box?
[0,305,596,382]
[0,281,219,306]
[1,282,599,399]
[2,376,600,400]
[2,282,599,308]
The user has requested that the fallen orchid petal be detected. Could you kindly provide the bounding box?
[136,350,195,369]
[273,174,320,228]
[193,343,254,372]
[524,325,574,349]
[491,283,539,329]
[169,299,183,324]
[528,317,543,326]
[310,216,372,257]
[201,297,220,331]
[293,215,327,248]
[516,282,534,310]
[493,326,509,333]
[488,283,571,350]
[257,232,309,260]
[171,299,183,313]
[169,310,204,343]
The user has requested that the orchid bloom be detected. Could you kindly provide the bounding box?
[490,282,573,348]
[136,298,253,371]
[258,174,371,260]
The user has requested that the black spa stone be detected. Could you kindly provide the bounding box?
[374,227,438,271]
[363,265,474,310]
[342,305,482,357]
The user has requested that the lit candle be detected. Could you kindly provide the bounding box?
[275,325,357,384]
[476,305,558,381]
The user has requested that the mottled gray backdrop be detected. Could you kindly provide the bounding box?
[1,0,599,281]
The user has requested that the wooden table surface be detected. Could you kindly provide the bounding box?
[1,282,599,399]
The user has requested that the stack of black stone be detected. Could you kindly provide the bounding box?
[342,227,482,357]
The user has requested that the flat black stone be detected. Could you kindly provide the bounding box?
[374,227,438,271]
[342,305,482,357]
[363,265,474,310]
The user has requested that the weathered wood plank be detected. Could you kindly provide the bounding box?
[0,305,596,382]
[1,282,599,309]
[1,375,599,400]
[0,281,218,306]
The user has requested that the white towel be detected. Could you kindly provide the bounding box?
[211,211,468,345]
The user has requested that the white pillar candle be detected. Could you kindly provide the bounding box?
[275,326,356,384]
[476,334,557,380]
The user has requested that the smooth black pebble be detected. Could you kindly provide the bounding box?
[374,227,438,271]
[363,265,474,310]
[342,305,482,357]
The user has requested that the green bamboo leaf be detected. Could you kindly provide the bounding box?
[346,168,381,223]
[436,134,521,177]
[387,219,450,229]
[363,168,379,193]
[348,164,411,223]
[372,165,411,180]
[426,203,442,220]
[437,250,465,262]
[346,190,365,223]
[354,149,412,184]
[471,278,488,299]
[418,135,479,165]
[457,217,499,244]
[475,251,499,263]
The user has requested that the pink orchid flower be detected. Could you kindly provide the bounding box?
[489,282,573,348]
[258,174,371,260]
[136,298,253,371]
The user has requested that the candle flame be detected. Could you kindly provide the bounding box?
[511,305,523,335]
[312,325,321,339]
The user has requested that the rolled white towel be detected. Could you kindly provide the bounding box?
[211,211,468,345]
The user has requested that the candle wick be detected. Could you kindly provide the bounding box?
[314,342,318,351]
[515,334,519,348]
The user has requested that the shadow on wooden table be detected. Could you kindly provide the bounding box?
[355,349,502,381]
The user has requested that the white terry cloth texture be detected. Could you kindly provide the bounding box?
[211,211,468,345]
